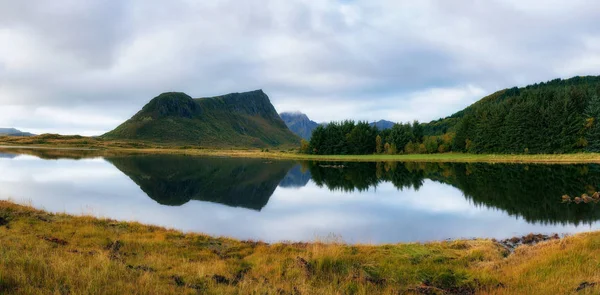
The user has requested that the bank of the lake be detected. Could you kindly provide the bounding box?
[8,140,600,163]
[0,200,599,295]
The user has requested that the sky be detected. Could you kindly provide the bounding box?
[1,0,600,135]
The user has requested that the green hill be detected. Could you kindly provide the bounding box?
[102,90,300,147]
[423,75,600,153]
[308,75,600,155]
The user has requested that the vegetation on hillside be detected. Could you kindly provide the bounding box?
[2,201,600,294]
[102,90,300,148]
[307,76,600,155]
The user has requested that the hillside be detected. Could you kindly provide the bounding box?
[423,76,600,154]
[103,90,300,147]
[280,112,319,140]
[308,75,600,155]
[0,128,35,137]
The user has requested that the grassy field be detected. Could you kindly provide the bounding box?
[6,135,600,163]
[1,201,600,294]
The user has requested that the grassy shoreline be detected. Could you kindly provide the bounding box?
[1,200,600,294]
[6,135,600,163]
[7,141,600,163]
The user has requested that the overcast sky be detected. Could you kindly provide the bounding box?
[1,0,600,135]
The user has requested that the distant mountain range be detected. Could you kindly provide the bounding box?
[0,128,35,137]
[280,112,396,140]
[103,90,300,147]
[279,112,320,140]
[370,120,395,130]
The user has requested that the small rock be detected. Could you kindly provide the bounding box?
[576,281,597,292]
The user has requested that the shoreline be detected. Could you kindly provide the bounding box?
[1,200,599,294]
[5,143,600,163]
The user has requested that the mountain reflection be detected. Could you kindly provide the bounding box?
[0,153,17,159]
[107,155,295,210]
[2,147,599,226]
[279,164,312,188]
[106,155,600,226]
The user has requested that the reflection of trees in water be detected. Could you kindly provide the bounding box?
[307,161,600,225]
[15,145,598,226]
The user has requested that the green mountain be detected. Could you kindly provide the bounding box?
[107,155,294,210]
[103,90,300,147]
[0,128,35,137]
[423,75,600,153]
[280,112,319,140]
[310,75,600,155]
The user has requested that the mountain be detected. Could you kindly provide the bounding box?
[0,128,35,137]
[107,155,294,210]
[370,120,395,130]
[280,112,319,140]
[103,90,300,147]
[423,75,600,154]
[280,112,395,139]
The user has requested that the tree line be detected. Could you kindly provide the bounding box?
[302,120,456,155]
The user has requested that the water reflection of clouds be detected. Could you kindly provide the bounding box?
[1,157,600,244]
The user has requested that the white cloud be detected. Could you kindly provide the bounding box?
[1,0,600,134]
[274,84,486,123]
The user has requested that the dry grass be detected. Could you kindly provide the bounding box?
[1,201,600,294]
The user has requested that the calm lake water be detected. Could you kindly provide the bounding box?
[1,148,600,244]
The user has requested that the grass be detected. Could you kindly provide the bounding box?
[1,201,600,294]
[6,135,600,163]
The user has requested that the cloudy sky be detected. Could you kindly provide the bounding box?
[1,0,600,135]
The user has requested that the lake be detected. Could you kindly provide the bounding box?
[1,147,599,244]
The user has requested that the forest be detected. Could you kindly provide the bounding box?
[305,76,600,155]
